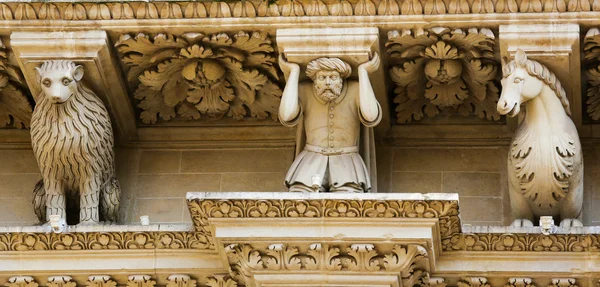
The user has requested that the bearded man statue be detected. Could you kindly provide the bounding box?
[278,54,382,193]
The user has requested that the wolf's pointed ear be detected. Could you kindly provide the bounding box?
[515,49,527,66]
[35,67,42,84]
[73,65,84,81]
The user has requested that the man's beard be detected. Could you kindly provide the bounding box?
[314,84,343,102]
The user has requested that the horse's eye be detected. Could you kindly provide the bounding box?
[42,79,51,87]
[514,78,523,84]
[61,78,72,86]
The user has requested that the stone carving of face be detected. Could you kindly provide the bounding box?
[313,70,343,102]
[35,65,83,104]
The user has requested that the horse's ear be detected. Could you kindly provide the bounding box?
[34,67,42,84]
[73,65,84,81]
[515,49,527,66]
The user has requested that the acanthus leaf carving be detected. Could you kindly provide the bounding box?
[458,277,491,287]
[584,28,600,120]
[205,275,237,287]
[505,278,536,287]
[166,275,196,287]
[47,276,76,287]
[0,39,32,129]
[548,278,578,287]
[86,276,117,287]
[127,275,156,287]
[116,31,281,124]
[386,27,499,123]
[5,277,38,287]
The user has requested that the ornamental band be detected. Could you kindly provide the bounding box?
[278,54,382,193]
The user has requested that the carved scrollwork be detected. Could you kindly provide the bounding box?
[446,233,600,252]
[4,277,38,287]
[225,242,429,276]
[548,278,577,287]
[386,27,499,123]
[505,278,536,287]
[86,276,117,287]
[458,277,491,287]
[0,39,32,128]
[188,198,461,249]
[127,275,155,287]
[116,31,281,124]
[46,276,76,287]
[0,231,212,251]
[205,275,237,287]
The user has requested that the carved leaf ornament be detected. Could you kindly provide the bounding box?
[116,31,281,124]
[584,28,600,120]
[0,39,32,128]
[386,27,499,123]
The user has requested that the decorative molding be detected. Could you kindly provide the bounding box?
[458,277,491,287]
[187,197,460,250]
[86,276,117,287]
[446,233,600,252]
[166,275,196,287]
[225,243,429,287]
[115,31,281,124]
[505,278,536,287]
[205,275,237,287]
[386,27,499,123]
[0,39,32,129]
[584,28,600,120]
[4,277,38,287]
[46,276,76,287]
[127,275,155,287]
[0,0,598,21]
[430,277,448,287]
[548,279,577,287]
[0,231,211,251]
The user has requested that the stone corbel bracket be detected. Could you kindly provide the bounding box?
[186,192,461,287]
[9,31,136,144]
[498,24,581,129]
[276,27,391,133]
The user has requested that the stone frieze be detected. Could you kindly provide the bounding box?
[116,31,281,124]
[0,39,32,129]
[0,0,599,21]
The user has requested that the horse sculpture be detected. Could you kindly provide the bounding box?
[497,49,583,227]
[31,60,120,226]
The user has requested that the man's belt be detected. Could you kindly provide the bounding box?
[305,144,359,155]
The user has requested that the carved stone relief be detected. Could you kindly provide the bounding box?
[386,27,499,123]
[205,275,237,287]
[0,0,597,21]
[225,243,429,287]
[584,28,600,120]
[498,49,582,227]
[126,275,155,287]
[116,31,281,124]
[30,60,121,225]
[86,276,117,287]
[0,39,32,129]
[46,276,76,287]
[166,275,196,287]
[4,277,38,287]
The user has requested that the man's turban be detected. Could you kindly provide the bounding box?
[306,58,352,80]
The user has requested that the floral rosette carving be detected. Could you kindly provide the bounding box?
[386,27,500,123]
[116,31,281,124]
[0,39,32,128]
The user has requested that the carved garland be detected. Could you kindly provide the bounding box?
[225,243,429,287]
[386,27,499,123]
[0,0,598,21]
[187,198,461,251]
[116,31,281,124]
[0,231,211,251]
[0,39,32,129]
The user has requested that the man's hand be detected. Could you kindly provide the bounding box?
[358,52,380,74]
[279,54,300,79]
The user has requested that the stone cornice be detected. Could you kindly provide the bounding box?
[0,0,598,21]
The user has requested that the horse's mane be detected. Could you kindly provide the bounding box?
[502,59,571,116]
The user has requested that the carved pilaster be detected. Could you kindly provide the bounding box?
[5,277,38,287]
[127,275,156,287]
[47,276,76,287]
[166,275,196,287]
[86,276,116,287]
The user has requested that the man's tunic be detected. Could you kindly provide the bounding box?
[280,81,382,192]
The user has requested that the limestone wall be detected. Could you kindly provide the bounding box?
[0,144,598,226]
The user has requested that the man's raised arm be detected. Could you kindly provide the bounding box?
[357,52,382,126]
[278,55,302,126]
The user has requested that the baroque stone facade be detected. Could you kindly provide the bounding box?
[3,0,600,286]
